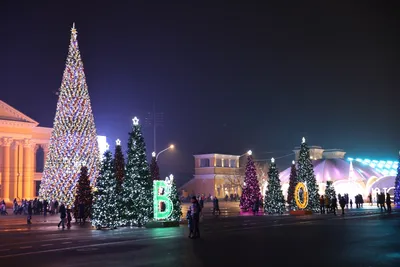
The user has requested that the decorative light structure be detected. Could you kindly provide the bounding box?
[153,180,173,220]
[39,23,100,206]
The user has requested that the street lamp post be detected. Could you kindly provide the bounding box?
[153,144,174,161]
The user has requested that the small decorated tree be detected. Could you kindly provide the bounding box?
[287,160,297,210]
[150,154,161,181]
[92,150,119,229]
[325,181,336,201]
[114,139,125,192]
[264,158,286,214]
[297,137,319,212]
[168,175,182,221]
[240,151,261,211]
[394,151,400,205]
[73,166,93,222]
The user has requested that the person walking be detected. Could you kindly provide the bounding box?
[331,196,337,216]
[339,197,346,216]
[66,207,72,228]
[386,193,392,214]
[27,201,33,224]
[213,196,220,215]
[319,195,325,214]
[189,196,201,239]
[58,203,66,229]
[43,199,48,222]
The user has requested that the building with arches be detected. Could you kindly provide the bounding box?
[0,100,107,202]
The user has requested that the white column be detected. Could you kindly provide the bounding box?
[23,139,34,199]
[10,141,20,201]
[33,144,39,173]
[42,143,49,168]
[1,138,12,202]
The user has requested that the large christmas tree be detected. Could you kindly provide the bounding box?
[297,137,319,212]
[39,24,100,206]
[394,151,400,205]
[121,117,153,226]
[150,154,161,181]
[73,166,93,222]
[92,150,119,229]
[240,152,261,211]
[325,181,336,200]
[264,158,286,214]
[167,175,182,221]
[114,139,125,192]
[286,160,297,211]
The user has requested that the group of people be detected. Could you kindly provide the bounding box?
[319,192,393,216]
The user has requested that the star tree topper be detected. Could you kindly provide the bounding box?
[132,117,139,126]
[116,139,121,146]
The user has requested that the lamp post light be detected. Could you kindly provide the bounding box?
[153,144,174,161]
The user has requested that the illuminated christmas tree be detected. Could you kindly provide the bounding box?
[121,117,153,226]
[286,160,297,210]
[264,158,286,214]
[150,153,161,181]
[167,175,182,221]
[240,152,261,211]
[297,137,319,212]
[73,166,93,222]
[39,23,100,206]
[114,139,125,192]
[325,181,336,201]
[92,150,119,229]
[394,151,400,205]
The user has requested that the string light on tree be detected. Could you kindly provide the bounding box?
[121,116,153,226]
[296,137,319,212]
[264,157,286,214]
[39,23,100,206]
[287,160,298,211]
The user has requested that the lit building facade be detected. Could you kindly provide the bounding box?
[180,153,243,198]
[0,100,107,202]
[279,147,398,201]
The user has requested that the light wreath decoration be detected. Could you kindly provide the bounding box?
[294,182,308,209]
[153,177,173,220]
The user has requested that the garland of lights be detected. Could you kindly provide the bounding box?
[39,23,100,206]
[153,180,173,220]
[294,182,308,209]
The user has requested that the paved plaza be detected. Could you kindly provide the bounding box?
[0,205,399,267]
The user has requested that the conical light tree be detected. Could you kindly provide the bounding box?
[121,117,153,226]
[150,153,161,181]
[264,158,286,214]
[240,151,261,211]
[92,149,119,229]
[325,181,336,200]
[114,139,125,193]
[394,151,400,205]
[286,160,297,211]
[167,175,182,221]
[39,24,100,206]
[297,137,319,212]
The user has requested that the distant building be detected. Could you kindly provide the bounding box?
[280,146,397,201]
[0,100,107,202]
[180,153,243,198]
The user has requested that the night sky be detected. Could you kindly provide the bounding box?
[1,1,399,185]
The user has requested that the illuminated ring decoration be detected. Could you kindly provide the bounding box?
[294,182,308,209]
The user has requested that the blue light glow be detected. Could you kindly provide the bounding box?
[347,157,398,176]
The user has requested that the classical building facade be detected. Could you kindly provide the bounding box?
[180,153,243,198]
[0,100,51,202]
[0,100,108,203]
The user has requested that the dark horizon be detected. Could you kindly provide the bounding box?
[2,1,399,185]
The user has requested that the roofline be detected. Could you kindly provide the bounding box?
[193,153,240,159]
